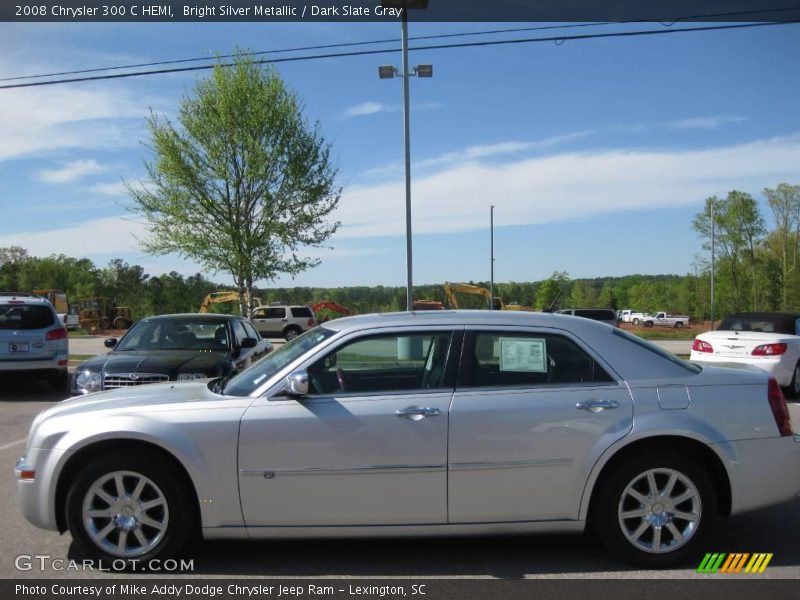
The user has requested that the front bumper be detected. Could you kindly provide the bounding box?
[15,448,70,531]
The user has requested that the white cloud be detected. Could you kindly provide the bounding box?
[0,61,159,161]
[0,215,148,257]
[342,100,441,119]
[89,181,128,196]
[335,134,800,239]
[38,159,103,184]
[359,130,594,178]
[668,115,746,130]
[343,101,388,118]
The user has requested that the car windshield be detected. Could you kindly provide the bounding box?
[222,327,336,397]
[0,304,55,330]
[115,318,232,351]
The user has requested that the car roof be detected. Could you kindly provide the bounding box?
[139,313,240,322]
[0,294,52,305]
[321,310,613,334]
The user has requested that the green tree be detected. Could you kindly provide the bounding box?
[129,52,340,317]
[764,183,800,310]
[535,271,570,311]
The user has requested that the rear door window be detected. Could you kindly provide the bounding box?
[458,331,615,388]
[0,304,55,330]
[291,306,313,318]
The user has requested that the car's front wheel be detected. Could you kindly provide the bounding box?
[65,450,194,568]
[594,453,716,567]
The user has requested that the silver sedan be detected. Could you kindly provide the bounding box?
[15,311,800,568]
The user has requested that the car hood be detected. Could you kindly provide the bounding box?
[79,349,229,374]
[38,381,222,421]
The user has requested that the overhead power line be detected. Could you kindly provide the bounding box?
[0,20,798,91]
[2,5,799,83]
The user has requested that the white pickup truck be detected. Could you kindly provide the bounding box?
[641,311,690,328]
[617,309,649,325]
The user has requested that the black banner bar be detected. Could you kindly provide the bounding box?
[4,580,800,600]
[3,1,800,23]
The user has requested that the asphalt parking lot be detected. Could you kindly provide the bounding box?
[1,362,798,580]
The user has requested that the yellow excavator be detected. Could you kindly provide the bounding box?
[199,291,264,313]
[443,283,504,310]
[443,283,532,311]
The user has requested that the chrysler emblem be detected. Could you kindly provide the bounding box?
[129,373,139,380]
[724,344,744,350]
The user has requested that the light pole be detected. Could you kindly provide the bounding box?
[378,0,431,311]
[490,205,495,310]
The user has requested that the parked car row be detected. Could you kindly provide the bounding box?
[15,310,799,571]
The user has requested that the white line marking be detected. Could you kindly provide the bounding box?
[0,438,26,451]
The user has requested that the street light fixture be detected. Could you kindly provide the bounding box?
[379,0,431,311]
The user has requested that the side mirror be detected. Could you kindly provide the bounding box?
[105,338,118,348]
[241,337,258,349]
[286,370,309,397]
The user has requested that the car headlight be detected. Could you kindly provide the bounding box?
[177,373,209,381]
[74,370,102,393]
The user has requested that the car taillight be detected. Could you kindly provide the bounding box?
[692,339,714,353]
[46,327,67,341]
[767,378,793,437]
[308,319,317,327]
[752,343,787,356]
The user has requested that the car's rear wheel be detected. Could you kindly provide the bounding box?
[594,453,716,567]
[674,322,683,329]
[284,326,301,341]
[632,318,640,325]
[65,450,194,568]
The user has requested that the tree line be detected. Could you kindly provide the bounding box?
[2,182,797,321]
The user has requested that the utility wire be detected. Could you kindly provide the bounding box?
[1,20,798,90]
[1,5,798,83]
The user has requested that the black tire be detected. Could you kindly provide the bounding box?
[782,361,800,399]
[99,317,112,330]
[48,370,69,392]
[674,322,684,328]
[284,327,301,341]
[644,321,653,328]
[65,450,195,569]
[113,317,130,329]
[593,452,716,568]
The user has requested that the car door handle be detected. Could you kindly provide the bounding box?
[395,406,440,419]
[575,399,619,412]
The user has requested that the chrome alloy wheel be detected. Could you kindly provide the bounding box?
[617,468,701,554]
[82,470,169,558]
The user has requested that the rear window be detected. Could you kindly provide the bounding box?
[0,304,55,330]
[291,306,314,318]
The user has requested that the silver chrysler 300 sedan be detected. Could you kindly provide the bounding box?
[15,311,800,568]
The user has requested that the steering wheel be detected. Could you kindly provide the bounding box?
[336,368,348,391]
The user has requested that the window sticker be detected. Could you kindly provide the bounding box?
[499,337,547,372]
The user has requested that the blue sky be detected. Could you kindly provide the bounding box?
[0,21,799,287]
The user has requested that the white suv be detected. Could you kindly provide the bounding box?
[251,305,317,340]
[0,293,69,389]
